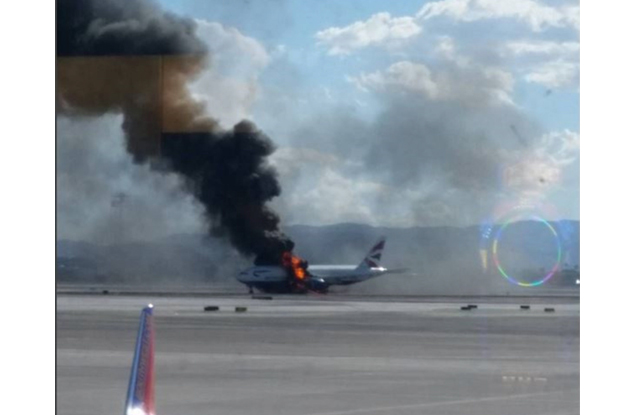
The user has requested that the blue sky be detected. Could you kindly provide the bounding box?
[157,0,579,130]
[154,0,579,227]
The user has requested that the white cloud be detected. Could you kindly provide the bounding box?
[315,12,422,56]
[435,35,458,59]
[502,41,579,90]
[536,129,580,165]
[562,5,580,30]
[351,62,438,98]
[347,37,516,106]
[190,20,271,128]
[417,0,580,32]
[349,59,515,106]
[195,20,270,72]
[525,59,579,89]
[505,40,579,56]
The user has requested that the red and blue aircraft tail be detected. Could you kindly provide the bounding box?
[124,305,156,415]
[356,237,386,270]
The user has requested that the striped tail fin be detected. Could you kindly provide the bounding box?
[356,237,386,270]
[124,305,156,415]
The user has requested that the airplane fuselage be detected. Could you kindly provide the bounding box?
[237,237,391,294]
[237,264,388,293]
[307,265,388,285]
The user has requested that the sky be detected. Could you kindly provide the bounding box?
[57,0,580,240]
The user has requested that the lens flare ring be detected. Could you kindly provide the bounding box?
[491,213,562,287]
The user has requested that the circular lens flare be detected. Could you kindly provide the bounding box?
[491,214,561,287]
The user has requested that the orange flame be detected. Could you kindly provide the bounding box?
[282,251,306,280]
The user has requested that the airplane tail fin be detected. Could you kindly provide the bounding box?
[356,237,386,270]
[124,305,156,415]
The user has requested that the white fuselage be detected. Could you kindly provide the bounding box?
[237,264,388,293]
[306,265,388,285]
[237,237,392,294]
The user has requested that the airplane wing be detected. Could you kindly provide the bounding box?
[124,305,156,415]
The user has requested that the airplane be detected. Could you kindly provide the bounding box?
[237,237,406,294]
[124,304,156,415]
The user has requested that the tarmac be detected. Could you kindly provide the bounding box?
[57,294,579,415]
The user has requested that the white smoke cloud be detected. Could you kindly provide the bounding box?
[293,3,580,226]
[56,115,205,243]
[502,129,580,200]
[273,23,579,227]
[269,147,382,225]
[315,12,422,56]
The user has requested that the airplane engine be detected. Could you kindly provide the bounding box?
[306,277,329,293]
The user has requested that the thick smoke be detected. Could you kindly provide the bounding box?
[161,122,294,264]
[57,0,214,159]
[267,43,552,227]
[57,0,207,56]
[57,0,293,263]
[56,115,205,244]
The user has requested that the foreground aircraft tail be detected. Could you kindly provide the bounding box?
[356,237,386,271]
[124,305,155,415]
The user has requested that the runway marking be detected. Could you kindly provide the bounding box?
[304,389,579,415]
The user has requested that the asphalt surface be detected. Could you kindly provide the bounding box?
[57,295,579,415]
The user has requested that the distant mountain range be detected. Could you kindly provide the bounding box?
[57,220,579,295]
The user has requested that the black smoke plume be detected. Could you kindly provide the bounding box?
[57,0,207,57]
[162,123,294,265]
[57,0,294,264]
[57,0,215,159]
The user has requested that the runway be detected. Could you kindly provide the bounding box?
[57,294,579,415]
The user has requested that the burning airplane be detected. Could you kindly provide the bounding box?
[238,238,406,294]
[57,0,314,286]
